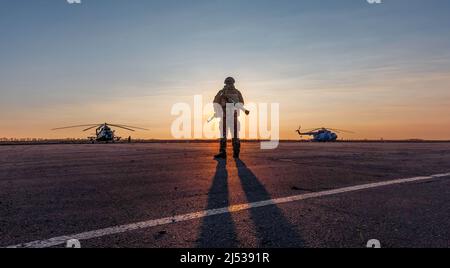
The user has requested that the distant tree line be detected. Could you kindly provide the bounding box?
[0,138,86,142]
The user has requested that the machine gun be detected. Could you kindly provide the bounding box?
[207,96,250,123]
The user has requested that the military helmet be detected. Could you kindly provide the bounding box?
[224,77,236,85]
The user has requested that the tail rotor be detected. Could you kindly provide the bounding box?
[296,125,302,138]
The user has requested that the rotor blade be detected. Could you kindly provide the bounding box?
[109,124,149,131]
[304,128,320,132]
[328,128,355,134]
[52,124,100,131]
[115,124,149,131]
[108,125,136,132]
[83,125,100,132]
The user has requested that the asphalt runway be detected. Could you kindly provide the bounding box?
[1,142,450,248]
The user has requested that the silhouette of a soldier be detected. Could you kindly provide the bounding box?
[213,77,247,159]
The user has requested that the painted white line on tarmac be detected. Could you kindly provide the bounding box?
[6,172,450,248]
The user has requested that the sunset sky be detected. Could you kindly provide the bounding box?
[1,0,450,140]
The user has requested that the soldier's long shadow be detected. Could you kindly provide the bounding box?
[197,159,238,248]
[235,159,304,247]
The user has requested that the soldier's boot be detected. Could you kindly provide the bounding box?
[214,138,227,159]
[232,138,241,158]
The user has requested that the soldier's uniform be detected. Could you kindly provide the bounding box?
[213,77,245,159]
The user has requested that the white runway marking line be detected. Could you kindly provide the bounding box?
[6,172,450,248]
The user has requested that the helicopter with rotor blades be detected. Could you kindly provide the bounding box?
[52,123,149,143]
[296,126,354,142]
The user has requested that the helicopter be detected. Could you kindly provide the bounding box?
[52,123,148,143]
[296,126,354,142]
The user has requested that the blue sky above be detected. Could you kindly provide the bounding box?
[1,0,450,139]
